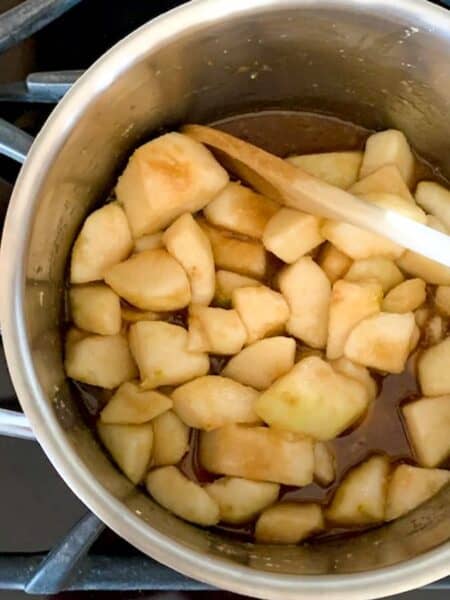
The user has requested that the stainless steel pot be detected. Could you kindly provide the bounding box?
[1,0,450,597]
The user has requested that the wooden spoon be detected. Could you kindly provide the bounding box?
[183,124,450,268]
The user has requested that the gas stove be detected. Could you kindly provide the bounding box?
[0,1,449,598]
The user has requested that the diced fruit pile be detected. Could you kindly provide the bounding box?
[66,127,450,544]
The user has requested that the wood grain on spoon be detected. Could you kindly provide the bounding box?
[183,124,450,268]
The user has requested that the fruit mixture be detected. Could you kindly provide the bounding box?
[65,124,450,544]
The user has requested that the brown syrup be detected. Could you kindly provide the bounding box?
[73,110,448,541]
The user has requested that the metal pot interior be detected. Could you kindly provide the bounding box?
[22,1,450,578]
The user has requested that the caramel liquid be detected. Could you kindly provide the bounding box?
[74,110,448,541]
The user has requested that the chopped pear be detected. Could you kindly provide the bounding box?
[409,324,421,353]
[317,243,352,283]
[418,338,450,396]
[255,502,324,544]
[416,181,450,231]
[199,424,314,486]
[330,357,377,402]
[359,129,415,187]
[415,307,431,329]
[151,410,190,467]
[327,280,382,360]
[344,257,404,293]
[288,151,362,189]
[129,321,209,389]
[116,132,228,237]
[171,375,260,430]
[187,305,247,355]
[163,213,215,305]
[205,477,279,524]
[146,466,220,526]
[262,208,324,263]
[65,333,137,389]
[121,306,160,323]
[385,464,450,521]
[105,249,190,311]
[344,312,415,373]
[435,286,450,317]
[402,395,450,467]
[322,220,403,260]
[255,356,369,441]
[70,284,121,335]
[397,251,450,285]
[97,422,153,484]
[279,257,330,348]
[314,442,336,485]
[200,220,267,279]
[204,182,278,238]
[423,315,444,347]
[326,456,390,525]
[222,337,296,390]
[100,382,172,424]
[70,203,133,283]
[214,270,261,307]
[134,232,163,253]
[382,278,426,313]
[360,192,426,223]
[65,327,88,349]
[232,285,289,344]
[350,165,414,203]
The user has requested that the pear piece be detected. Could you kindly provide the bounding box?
[314,442,336,486]
[288,151,362,189]
[214,270,261,307]
[134,232,164,253]
[359,129,415,187]
[255,503,324,544]
[416,181,450,231]
[317,243,352,283]
[151,410,190,467]
[330,357,377,402]
[345,257,404,293]
[100,382,172,424]
[70,284,121,335]
[187,305,247,355]
[382,278,426,313]
[435,286,450,317]
[418,338,450,396]
[350,165,414,203]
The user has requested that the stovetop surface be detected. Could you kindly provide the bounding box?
[1,0,450,597]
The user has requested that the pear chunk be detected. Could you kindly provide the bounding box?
[70,284,121,335]
[345,257,404,293]
[187,305,247,355]
[418,338,450,396]
[204,182,278,238]
[262,208,324,263]
[330,357,377,402]
[435,286,450,316]
[317,243,352,283]
[255,503,324,544]
[385,464,450,521]
[279,257,330,348]
[70,203,133,283]
[105,249,190,311]
[65,333,137,389]
[200,220,267,279]
[415,181,450,230]
[222,336,296,390]
[402,395,450,467]
[288,151,362,189]
[134,232,163,253]
[146,466,220,526]
[360,192,426,223]
[397,251,450,285]
[322,220,403,260]
[129,321,209,389]
[100,382,172,424]
[116,132,228,237]
[326,456,390,525]
[163,213,215,305]
[171,376,260,430]
[382,278,426,313]
[359,129,415,187]
[350,165,414,203]
[255,356,369,441]
[214,270,261,307]
[344,312,416,373]
[199,424,314,486]
[327,280,382,360]
[232,285,289,344]
[151,410,190,467]
[97,422,153,484]
[205,477,279,524]
[314,442,336,485]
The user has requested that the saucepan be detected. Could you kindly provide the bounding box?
[1,0,450,597]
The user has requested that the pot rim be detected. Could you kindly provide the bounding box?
[1,0,449,597]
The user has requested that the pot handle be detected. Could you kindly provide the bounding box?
[0,117,33,163]
[0,408,36,439]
